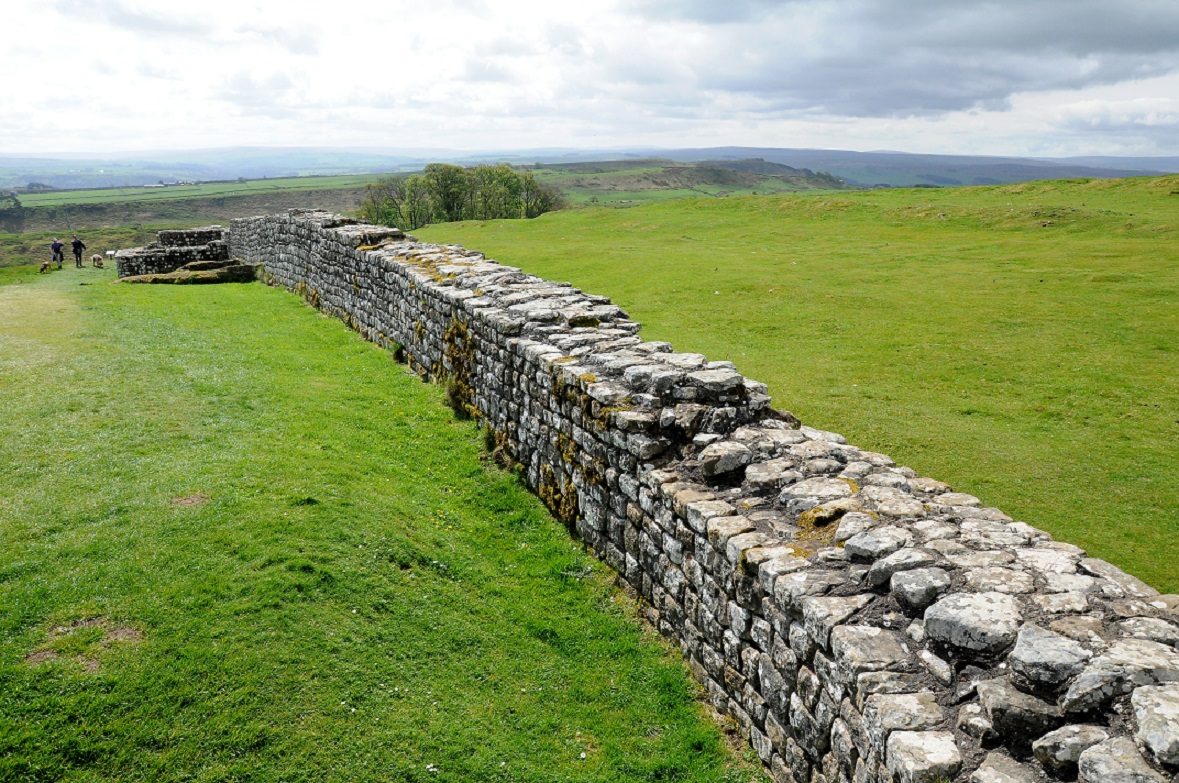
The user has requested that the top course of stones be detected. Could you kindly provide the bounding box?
[188,209,1179,783]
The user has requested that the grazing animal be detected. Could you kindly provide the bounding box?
[91,254,104,268]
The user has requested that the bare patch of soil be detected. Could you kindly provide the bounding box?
[24,649,60,666]
[171,493,209,507]
[105,626,144,644]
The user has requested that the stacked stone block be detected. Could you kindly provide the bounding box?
[228,210,1179,783]
[115,226,229,278]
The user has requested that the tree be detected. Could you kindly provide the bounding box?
[422,164,469,223]
[520,171,565,218]
[467,164,523,220]
[359,175,435,231]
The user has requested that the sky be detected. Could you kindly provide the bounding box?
[4,0,1179,158]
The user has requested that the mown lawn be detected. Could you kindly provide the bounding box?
[0,267,762,782]
[419,175,1179,592]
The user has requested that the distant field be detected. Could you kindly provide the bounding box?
[16,174,386,208]
[0,268,761,782]
[420,175,1179,592]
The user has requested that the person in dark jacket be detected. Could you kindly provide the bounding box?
[50,239,65,268]
[71,236,86,267]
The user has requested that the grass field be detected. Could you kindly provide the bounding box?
[419,175,1179,592]
[0,268,762,782]
[15,174,386,209]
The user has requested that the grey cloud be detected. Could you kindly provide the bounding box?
[218,70,303,119]
[620,0,1179,117]
[53,0,213,36]
[631,0,796,24]
[234,23,320,56]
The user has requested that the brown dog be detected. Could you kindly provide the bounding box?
[91,254,104,268]
[40,260,52,273]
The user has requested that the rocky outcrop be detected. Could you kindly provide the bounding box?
[226,210,1179,783]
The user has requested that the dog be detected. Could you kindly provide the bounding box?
[40,259,52,273]
[91,254,104,268]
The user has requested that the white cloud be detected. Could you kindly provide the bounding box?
[1,0,1177,156]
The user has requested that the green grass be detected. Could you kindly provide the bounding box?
[419,175,1179,592]
[17,175,386,209]
[0,268,763,782]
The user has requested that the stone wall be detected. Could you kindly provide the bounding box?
[228,209,1179,783]
[115,226,228,278]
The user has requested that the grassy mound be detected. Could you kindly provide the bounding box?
[0,267,762,782]
[419,175,1179,592]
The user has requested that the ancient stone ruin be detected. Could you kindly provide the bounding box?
[115,226,236,280]
[142,209,1179,783]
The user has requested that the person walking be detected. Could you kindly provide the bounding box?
[71,235,86,268]
[50,238,65,269]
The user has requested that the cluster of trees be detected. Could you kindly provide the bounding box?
[358,163,565,230]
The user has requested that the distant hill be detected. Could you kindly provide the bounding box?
[529,158,847,205]
[2,145,1176,193]
[631,147,1177,188]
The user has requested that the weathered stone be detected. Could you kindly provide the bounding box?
[844,527,912,562]
[943,549,1015,569]
[706,516,756,548]
[925,592,1023,655]
[781,477,856,503]
[865,548,937,588]
[958,703,994,739]
[975,678,1063,740]
[834,512,878,544]
[775,570,847,613]
[831,625,910,680]
[1119,617,1179,648]
[700,440,753,478]
[885,731,962,783]
[971,751,1038,783]
[802,595,874,648]
[1014,547,1082,576]
[1032,724,1110,771]
[919,650,953,686]
[746,457,801,491]
[1079,559,1159,599]
[1032,592,1090,614]
[1078,737,1167,783]
[1009,624,1092,688]
[891,568,952,613]
[1062,639,1179,713]
[1050,615,1113,645]
[1131,684,1179,766]
[963,567,1037,594]
[862,692,942,750]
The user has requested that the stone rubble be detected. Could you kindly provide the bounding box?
[207,210,1179,783]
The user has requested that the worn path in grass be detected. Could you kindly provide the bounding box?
[420,176,1179,592]
[0,267,761,782]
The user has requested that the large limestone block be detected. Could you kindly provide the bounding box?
[1009,624,1092,688]
[1062,639,1179,713]
[1078,737,1167,783]
[1033,724,1109,771]
[885,731,962,783]
[1131,684,1179,766]
[924,592,1023,655]
[863,692,942,750]
[971,751,1038,783]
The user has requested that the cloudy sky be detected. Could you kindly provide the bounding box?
[5,0,1179,157]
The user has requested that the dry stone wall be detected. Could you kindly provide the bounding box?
[228,209,1179,783]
